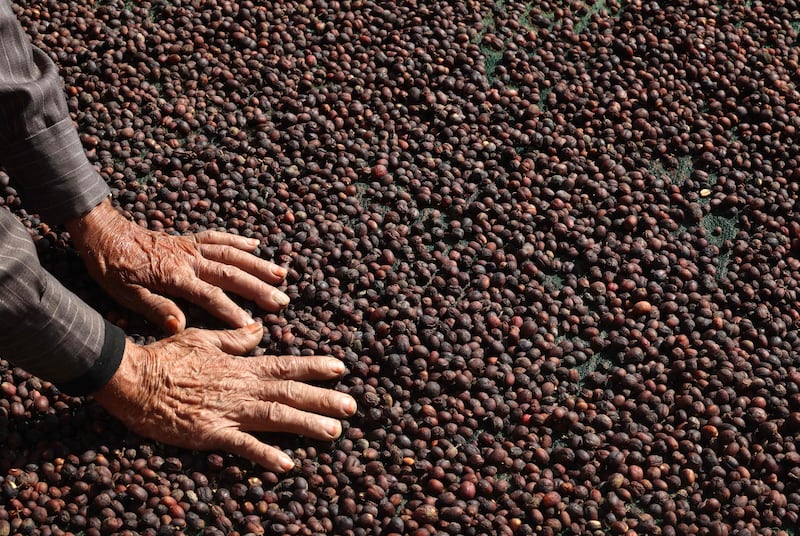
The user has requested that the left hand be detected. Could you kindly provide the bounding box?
[66,199,289,333]
[94,323,356,471]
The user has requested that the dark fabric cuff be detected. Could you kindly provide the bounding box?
[57,321,126,397]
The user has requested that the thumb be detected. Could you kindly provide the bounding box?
[124,287,187,334]
[205,322,264,355]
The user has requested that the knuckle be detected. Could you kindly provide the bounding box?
[199,230,225,245]
[164,266,193,288]
[179,327,208,346]
[230,434,249,450]
[216,430,247,452]
[274,380,298,401]
[265,357,295,378]
[181,327,201,338]
[205,285,228,302]
[214,247,235,263]
[175,328,198,342]
[261,401,285,423]
[219,263,240,280]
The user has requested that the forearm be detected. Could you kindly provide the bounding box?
[0,0,108,223]
[0,208,124,394]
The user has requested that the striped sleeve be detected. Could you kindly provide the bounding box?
[0,1,124,392]
[0,0,109,223]
[0,208,123,390]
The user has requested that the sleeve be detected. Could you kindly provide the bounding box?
[0,208,125,394]
[0,0,109,224]
[0,2,124,395]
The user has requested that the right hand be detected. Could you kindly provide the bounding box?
[93,323,356,471]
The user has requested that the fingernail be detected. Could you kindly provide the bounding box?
[273,291,290,307]
[280,455,295,472]
[326,419,342,437]
[271,265,287,278]
[329,359,346,375]
[341,397,356,415]
[165,315,180,333]
[246,322,262,333]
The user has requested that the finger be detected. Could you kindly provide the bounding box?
[196,260,289,312]
[244,354,348,382]
[234,399,344,440]
[116,285,187,334]
[201,323,264,355]
[213,429,296,472]
[177,278,254,327]
[235,379,356,418]
[198,243,286,284]
[193,230,261,252]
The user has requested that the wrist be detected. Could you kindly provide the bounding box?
[64,198,125,249]
[92,339,151,416]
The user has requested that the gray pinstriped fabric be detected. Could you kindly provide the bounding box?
[0,0,110,384]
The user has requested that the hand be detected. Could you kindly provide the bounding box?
[66,199,289,333]
[93,323,356,471]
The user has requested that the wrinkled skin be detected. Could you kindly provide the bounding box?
[66,200,355,469]
[94,323,357,471]
[66,199,289,333]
